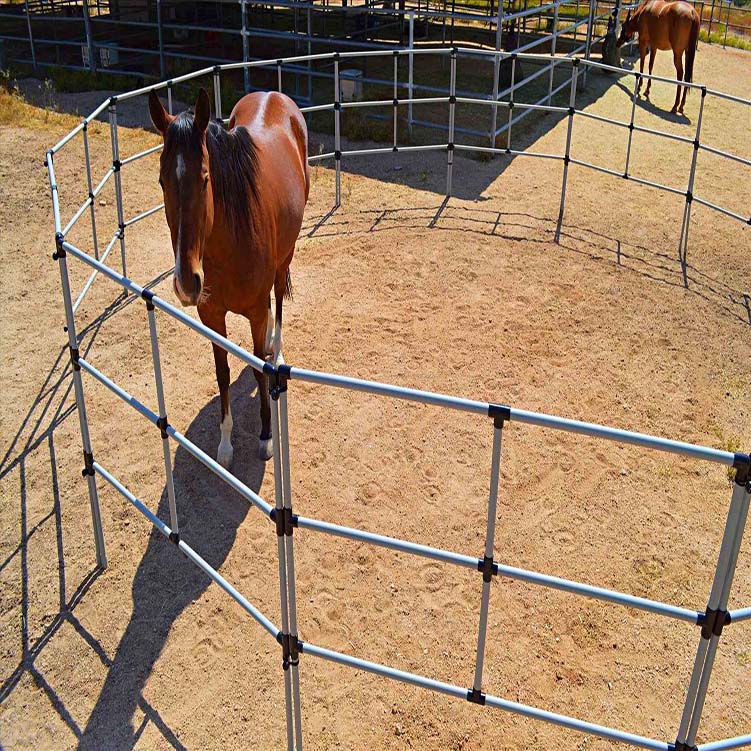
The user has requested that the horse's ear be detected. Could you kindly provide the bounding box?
[148,90,172,135]
[194,88,211,133]
[625,9,631,21]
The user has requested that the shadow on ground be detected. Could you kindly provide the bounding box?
[0,272,268,749]
[302,200,750,327]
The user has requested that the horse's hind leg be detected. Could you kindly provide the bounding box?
[644,47,657,98]
[272,263,291,367]
[199,308,234,468]
[264,294,274,358]
[637,42,647,94]
[672,49,684,113]
[250,308,273,460]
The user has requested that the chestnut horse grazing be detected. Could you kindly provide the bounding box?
[149,88,309,466]
[617,0,700,113]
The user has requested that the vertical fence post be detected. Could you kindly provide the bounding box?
[167,80,173,115]
[108,101,127,280]
[334,54,341,207]
[506,54,516,148]
[279,385,303,750]
[624,70,639,178]
[547,0,560,105]
[82,0,96,74]
[241,0,250,92]
[675,460,750,749]
[708,0,715,37]
[213,67,222,120]
[677,87,705,284]
[393,50,399,150]
[157,0,166,80]
[278,59,283,92]
[145,298,179,536]
[722,1,730,47]
[583,0,595,87]
[555,59,578,243]
[307,6,313,103]
[24,0,37,73]
[270,374,296,751]
[446,48,456,197]
[47,155,107,570]
[470,413,504,702]
[489,1,504,147]
[82,123,100,260]
[408,13,415,139]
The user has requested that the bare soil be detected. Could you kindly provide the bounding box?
[1,44,749,751]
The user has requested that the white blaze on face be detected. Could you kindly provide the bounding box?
[173,153,189,301]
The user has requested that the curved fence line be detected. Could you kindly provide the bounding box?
[45,50,750,751]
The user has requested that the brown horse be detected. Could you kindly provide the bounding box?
[149,88,309,466]
[617,0,700,113]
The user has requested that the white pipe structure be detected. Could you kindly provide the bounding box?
[46,51,750,751]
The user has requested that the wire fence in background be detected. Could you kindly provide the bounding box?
[45,48,750,751]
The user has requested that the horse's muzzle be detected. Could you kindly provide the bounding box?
[174,270,204,307]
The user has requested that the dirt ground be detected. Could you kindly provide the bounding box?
[1,43,750,751]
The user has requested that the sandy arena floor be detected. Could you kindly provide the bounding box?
[1,44,750,751]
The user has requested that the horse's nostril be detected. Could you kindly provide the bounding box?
[193,273,202,298]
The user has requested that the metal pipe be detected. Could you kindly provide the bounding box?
[93,462,279,638]
[279,390,303,749]
[489,0,504,146]
[241,0,250,92]
[124,203,165,228]
[82,125,100,260]
[77,355,273,517]
[555,62,578,242]
[82,0,96,73]
[213,69,222,120]
[156,0,165,79]
[146,305,178,535]
[23,0,36,73]
[677,479,750,745]
[270,394,295,751]
[678,90,706,267]
[727,606,751,623]
[408,14,415,138]
[699,736,751,751]
[47,161,107,568]
[302,641,669,750]
[548,1,560,104]
[121,143,163,167]
[334,57,341,207]
[473,423,503,693]
[108,102,127,279]
[446,48,457,197]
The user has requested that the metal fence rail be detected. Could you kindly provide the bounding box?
[45,48,750,751]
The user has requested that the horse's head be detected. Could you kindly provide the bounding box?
[616,9,636,47]
[149,89,214,307]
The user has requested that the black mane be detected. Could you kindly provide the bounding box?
[164,111,259,240]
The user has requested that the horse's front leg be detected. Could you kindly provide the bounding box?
[250,309,273,461]
[199,308,234,469]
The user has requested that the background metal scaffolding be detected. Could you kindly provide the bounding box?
[45,49,750,751]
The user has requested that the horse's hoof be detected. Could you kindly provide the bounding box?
[258,437,273,461]
[217,442,233,469]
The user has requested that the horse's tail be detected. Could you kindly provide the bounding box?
[284,268,294,301]
[685,13,699,85]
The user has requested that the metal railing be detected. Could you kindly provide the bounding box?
[45,49,750,751]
